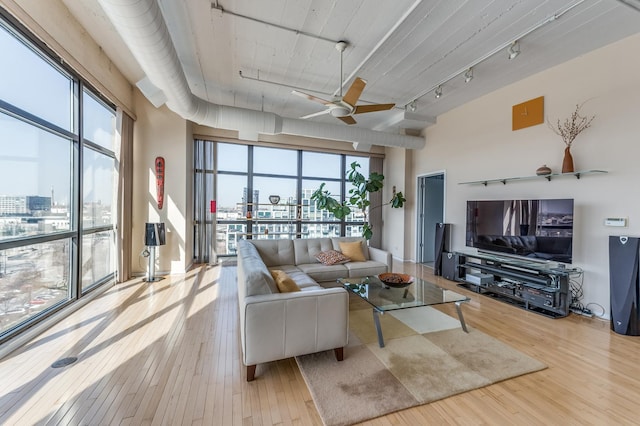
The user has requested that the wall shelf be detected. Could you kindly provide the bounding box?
[458,169,607,186]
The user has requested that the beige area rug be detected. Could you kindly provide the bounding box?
[296,306,546,426]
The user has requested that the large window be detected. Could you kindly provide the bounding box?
[193,141,373,261]
[0,16,117,340]
[81,90,116,293]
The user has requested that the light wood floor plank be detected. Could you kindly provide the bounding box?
[1,261,640,425]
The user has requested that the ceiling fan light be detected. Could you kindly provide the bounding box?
[435,86,442,99]
[508,41,520,60]
[330,106,351,117]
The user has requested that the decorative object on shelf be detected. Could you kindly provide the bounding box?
[155,156,165,209]
[512,96,544,131]
[310,162,406,240]
[548,103,596,173]
[536,165,552,176]
[268,195,280,205]
[562,147,574,173]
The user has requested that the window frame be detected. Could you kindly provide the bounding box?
[193,140,374,260]
[0,11,118,342]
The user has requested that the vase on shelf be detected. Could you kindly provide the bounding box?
[562,146,574,173]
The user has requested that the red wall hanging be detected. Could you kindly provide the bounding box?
[155,156,165,209]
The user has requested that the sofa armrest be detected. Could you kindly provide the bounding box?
[240,288,349,366]
[368,246,392,273]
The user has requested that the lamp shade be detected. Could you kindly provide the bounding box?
[145,222,166,246]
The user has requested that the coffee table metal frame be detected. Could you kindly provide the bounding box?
[339,275,470,348]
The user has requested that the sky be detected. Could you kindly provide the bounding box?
[0,24,116,207]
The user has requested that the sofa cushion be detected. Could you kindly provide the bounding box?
[344,260,388,278]
[331,237,369,260]
[250,239,295,267]
[297,263,349,282]
[338,240,366,262]
[270,270,301,293]
[316,250,350,265]
[238,240,278,296]
[285,269,320,289]
[293,238,334,265]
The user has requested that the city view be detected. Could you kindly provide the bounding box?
[0,195,114,334]
[214,188,366,256]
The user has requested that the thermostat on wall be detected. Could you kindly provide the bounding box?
[605,217,627,227]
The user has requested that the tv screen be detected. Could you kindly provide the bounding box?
[466,199,574,264]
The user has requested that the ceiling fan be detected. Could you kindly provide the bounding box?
[292,41,395,125]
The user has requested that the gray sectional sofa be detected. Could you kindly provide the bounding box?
[237,237,392,381]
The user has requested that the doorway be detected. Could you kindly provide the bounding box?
[416,172,445,266]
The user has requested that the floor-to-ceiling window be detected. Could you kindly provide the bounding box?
[193,141,372,261]
[81,90,117,292]
[0,15,117,341]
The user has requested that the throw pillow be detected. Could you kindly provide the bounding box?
[315,250,351,266]
[338,241,366,262]
[270,270,301,293]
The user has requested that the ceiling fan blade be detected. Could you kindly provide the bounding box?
[300,109,331,119]
[342,77,367,107]
[353,103,395,114]
[292,90,331,105]
[337,115,357,125]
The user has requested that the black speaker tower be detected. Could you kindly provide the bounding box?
[434,223,450,276]
[609,235,640,335]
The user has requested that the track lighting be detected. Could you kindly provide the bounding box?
[508,41,520,60]
[434,86,442,99]
[464,68,473,83]
[407,100,417,112]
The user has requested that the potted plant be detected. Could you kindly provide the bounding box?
[310,162,406,240]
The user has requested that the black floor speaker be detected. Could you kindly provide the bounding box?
[442,252,463,281]
[433,223,450,276]
[609,236,640,335]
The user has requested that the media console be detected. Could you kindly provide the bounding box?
[453,251,580,318]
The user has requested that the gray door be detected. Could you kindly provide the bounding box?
[417,173,445,265]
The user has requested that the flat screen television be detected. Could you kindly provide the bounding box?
[466,198,574,264]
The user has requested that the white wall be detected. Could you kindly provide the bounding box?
[382,146,408,260]
[132,91,192,275]
[399,32,640,318]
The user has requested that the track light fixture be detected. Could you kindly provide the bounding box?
[464,68,473,83]
[407,100,417,112]
[405,3,585,109]
[508,40,520,60]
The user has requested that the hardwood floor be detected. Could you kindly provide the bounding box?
[1,260,639,425]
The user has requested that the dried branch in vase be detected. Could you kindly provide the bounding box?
[547,103,595,147]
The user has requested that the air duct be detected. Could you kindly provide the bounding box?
[96,0,425,149]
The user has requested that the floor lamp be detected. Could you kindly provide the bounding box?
[144,222,166,282]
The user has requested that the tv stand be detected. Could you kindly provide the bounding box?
[454,251,579,318]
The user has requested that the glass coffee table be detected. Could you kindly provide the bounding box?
[338,275,470,347]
